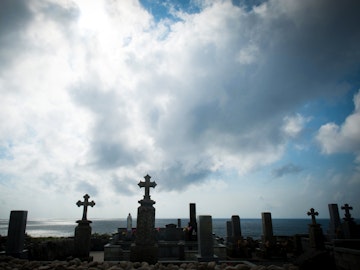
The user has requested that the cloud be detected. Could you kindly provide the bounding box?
[1,0,360,218]
[272,163,303,178]
[316,90,360,162]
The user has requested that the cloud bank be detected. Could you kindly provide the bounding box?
[0,0,360,218]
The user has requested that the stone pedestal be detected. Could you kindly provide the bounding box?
[309,224,324,249]
[6,210,28,258]
[342,221,359,239]
[74,220,92,259]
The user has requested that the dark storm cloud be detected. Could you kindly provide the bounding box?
[111,175,136,195]
[71,82,141,169]
[76,180,99,196]
[272,163,303,178]
[0,0,32,65]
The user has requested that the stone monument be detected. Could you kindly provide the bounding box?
[307,208,324,249]
[6,210,28,258]
[130,174,158,263]
[328,203,342,240]
[341,203,359,239]
[197,215,218,262]
[74,194,95,259]
[261,212,274,245]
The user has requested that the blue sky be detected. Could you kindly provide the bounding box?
[0,0,360,221]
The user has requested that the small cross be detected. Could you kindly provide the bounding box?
[76,194,95,220]
[307,208,318,225]
[138,174,157,200]
[341,203,353,221]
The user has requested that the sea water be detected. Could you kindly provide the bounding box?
[0,218,333,239]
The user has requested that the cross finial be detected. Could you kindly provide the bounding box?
[138,174,157,201]
[307,208,319,225]
[76,194,95,220]
[341,203,354,221]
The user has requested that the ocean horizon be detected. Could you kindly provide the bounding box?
[0,217,342,239]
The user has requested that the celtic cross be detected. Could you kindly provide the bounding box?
[76,194,95,220]
[307,208,318,225]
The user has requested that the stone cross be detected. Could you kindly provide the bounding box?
[341,203,353,221]
[307,208,319,225]
[76,194,95,220]
[138,174,157,200]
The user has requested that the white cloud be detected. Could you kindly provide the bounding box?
[316,90,360,160]
[282,114,310,138]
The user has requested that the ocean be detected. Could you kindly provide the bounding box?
[0,218,334,239]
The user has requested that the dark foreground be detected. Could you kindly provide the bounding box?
[0,256,299,270]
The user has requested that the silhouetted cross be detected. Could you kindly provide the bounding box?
[341,203,353,221]
[307,208,318,225]
[76,194,95,220]
[138,174,157,200]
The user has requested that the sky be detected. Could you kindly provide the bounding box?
[1,0,360,221]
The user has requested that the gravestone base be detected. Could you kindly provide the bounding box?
[104,244,124,261]
[342,221,360,239]
[196,254,219,262]
[74,220,92,259]
[309,224,325,249]
[130,244,158,264]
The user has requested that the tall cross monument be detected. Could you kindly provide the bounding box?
[130,174,158,264]
[307,207,324,249]
[74,193,95,259]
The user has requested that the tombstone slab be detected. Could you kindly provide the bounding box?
[197,215,218,262]
[261,212,275,245]
[328,204,341,240]
[6,210,28,258]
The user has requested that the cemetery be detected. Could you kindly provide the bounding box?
[1,174,360,270]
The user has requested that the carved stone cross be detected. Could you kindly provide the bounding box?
[307,208,318,225]
[76,194,95,220]
[341,203,353,221]
[138,174,157,200]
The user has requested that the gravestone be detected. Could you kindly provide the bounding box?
[6,210,28,258]
[307,208,324,249]
[130,174,158,264]
[74,194,95,259]
[341,203,359,239]
[232,215,242,242]
[226,221,233,243]
[262,212,275,245]
[188,203,197,240]
[197,215,217,262]
[328,203,341,240]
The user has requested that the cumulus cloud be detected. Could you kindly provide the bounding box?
[1,0,360,217]
[316,90,360,161]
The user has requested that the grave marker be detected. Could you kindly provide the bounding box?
[262,212,275,245]
[74,194,95,259]
[197,215,217,262]
[307,208,324,249]
[328,204,341,240]
[6,210,28,258]
[341,203,359,239]
[130,174,158,264]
